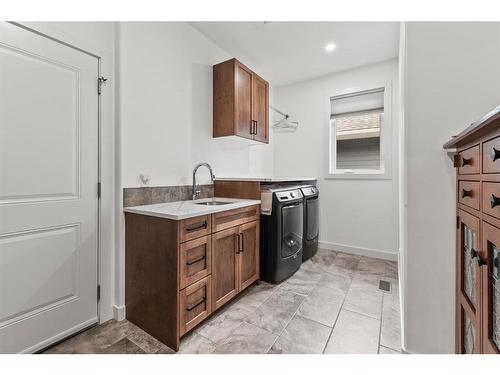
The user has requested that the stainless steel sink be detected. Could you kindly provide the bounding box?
[193,201,232,206]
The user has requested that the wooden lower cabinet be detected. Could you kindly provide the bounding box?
[446,112,500,354]
[125,204,260,352]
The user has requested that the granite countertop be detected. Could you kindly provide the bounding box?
[214,177,317,182]
[123,197,261,220]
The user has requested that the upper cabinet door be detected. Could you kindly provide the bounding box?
[234,62,253,140]
[213,58,269,144]
[252,74,269,143]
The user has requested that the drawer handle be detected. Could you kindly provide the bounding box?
[461,189,473,199]
[185,222,207,232]
[186,297,206,312]
[186,255,206,266]
[491,147,500,162]
[461,157,472,167]
[471,248,486,267]
[240,232,244,253]
[491,194,500,208]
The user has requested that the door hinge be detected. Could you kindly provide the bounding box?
[98,76,108,95]
[97,182,101,199]
[97,285,101,302]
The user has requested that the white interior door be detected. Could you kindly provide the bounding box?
[0,23,99,353]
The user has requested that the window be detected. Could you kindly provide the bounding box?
[329,87,387,177]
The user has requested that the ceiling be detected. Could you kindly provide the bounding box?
[190,22,400,87]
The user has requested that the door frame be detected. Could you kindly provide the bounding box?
[6,22,108,327]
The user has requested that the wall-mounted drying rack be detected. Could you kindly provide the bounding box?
[270,105,299,131]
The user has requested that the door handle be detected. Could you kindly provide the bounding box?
[249,120,254,135]
[491,147,500,162]
[186,255,206,266]
[254,120,258,135]
[240,233,244,253]
[186,297,206,312]
[235,233,240,254]
[471,248,486,267]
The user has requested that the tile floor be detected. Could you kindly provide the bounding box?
[43,248,401,354]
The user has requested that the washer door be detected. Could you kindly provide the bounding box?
[281,202,303,258]
[306,196,319,241]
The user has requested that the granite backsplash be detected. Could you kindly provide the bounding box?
[123,184,214,207]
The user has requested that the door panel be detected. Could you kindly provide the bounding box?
[211,227,239,311]
[252,74,268,143]
[482,221,500,353]
[235,62,253,140]
[457,209,482,353]
[238,221,259,291]
[0,23,98,353]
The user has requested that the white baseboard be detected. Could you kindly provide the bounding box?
[318,241,398,261]
[113,304,126,321]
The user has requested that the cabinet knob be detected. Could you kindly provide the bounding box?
[461,157,472,167]
[491,194,500,208]
[461,189,473,199]
[491,147,500,162]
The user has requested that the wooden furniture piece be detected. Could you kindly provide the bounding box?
[125,204,260,351]
[444,106,500,354]
[213,58,269,143]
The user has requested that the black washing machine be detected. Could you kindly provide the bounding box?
[260,188,304,284]
[300,185,319,261]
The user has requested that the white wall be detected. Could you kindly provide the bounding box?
[16,22,117,323]
[404,22,500,353]
[273,59,399,260]
[118,22,273,188]
[115,22,274,315]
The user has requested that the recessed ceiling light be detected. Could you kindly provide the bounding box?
[325,43,337,53]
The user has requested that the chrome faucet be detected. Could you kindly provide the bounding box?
[192,163,215,200]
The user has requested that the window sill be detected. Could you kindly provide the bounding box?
[325,172,392,180]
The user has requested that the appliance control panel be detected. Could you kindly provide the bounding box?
[275,189,303,202]
[301,186,318,197]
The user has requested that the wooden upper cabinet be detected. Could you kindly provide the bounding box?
[213,58,269,144]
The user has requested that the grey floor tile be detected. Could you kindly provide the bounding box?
[127,323,172,354]
[245,289,305,335]
[214,322,278,354]
[99,338,145,354]
[230,282,279,314]
[310,248,338,272]
[356,256,387,277]
[324,310,380,354]
[279,267,323,296]
[343,285,383,319]
[380,293,401,351]
[320,272,352,295]
[297,284,346,327]
[196,305,248,344]
[331,252,361,271]
[269,315,331,354]
[379,345,401,354]
[178,332,216,354]
[384,260,399,279]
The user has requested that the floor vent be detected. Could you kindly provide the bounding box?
[378,280,391,293]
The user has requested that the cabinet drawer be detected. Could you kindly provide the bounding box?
[458,180,480,210]
[179,275,212,336]
[179,215,211,243]
[458,145,480,175]
[483,182,500,219]
[483,136,500,174]
[179,235,211,290]
[212,205,260,232]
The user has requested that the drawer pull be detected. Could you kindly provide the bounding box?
[186,297,205,312]
[461,157,472,167]
[185,222,207,232]
[470,248,486,267]
[186,255,206,266]
[461,189,473,199]
[491,194,500,208]
[491,147,500,162]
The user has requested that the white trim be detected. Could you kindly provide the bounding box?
[113,304,126,321]
[318,240,398,261]
[21,317,98,354]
